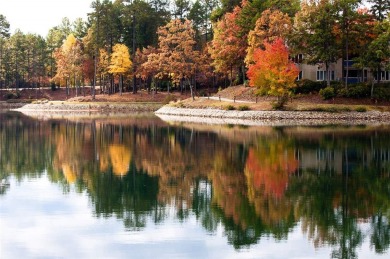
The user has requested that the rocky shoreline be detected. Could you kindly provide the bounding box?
[155,106,390,126]
[5,101,390,126]
[13,101,163,112]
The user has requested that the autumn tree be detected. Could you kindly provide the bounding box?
[134,46,158,92]
[149,19,199,98]
[53,34,83,96]
[211,0,242,21]
[209,5,247,86]
[108,43,132,95]
[47,17,88,88]
[97,48,110,94]
[195,45,215,90]
[78,28,97,96]
[245,9,292,66]
[247,38,299,108]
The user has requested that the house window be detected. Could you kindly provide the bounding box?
[292,54,303,63]
[374,71,390,81]
[383,71,390,81]
[317,70,335,81]
[297,71,303,81]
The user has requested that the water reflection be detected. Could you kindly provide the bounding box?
[0,112,389,258]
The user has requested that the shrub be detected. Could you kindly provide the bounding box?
[337,87,348,97]
[305,106,350,113]
[330,81,343,89]
[348,83,370,98]
[295,79,326,94]
[238,105,250,111]
[319,86,336,100]
[373,85,390,101]
[225,104,236,110]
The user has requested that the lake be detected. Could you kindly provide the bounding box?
[1,111,389,258]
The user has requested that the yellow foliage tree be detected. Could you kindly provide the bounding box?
[108,43,132,95]
[53,34,83,96]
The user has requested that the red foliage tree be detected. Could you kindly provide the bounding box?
[247,38,299,106]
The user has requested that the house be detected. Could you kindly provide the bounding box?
[293,54,389,83]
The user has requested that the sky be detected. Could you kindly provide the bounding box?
[1,0,94,37]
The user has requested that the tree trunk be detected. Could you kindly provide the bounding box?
[82,75,85,97]
[93,53,97,99]
[371,71,375,99]
[119,74,123,96]
[66,78,69,97]
[193,76,196,97]
[377,64,381,84]
[188,78,195,101]
[230,65,233,86]
[75,74,78,97]
[147,76,151,93]
[133,74,137,94]
[242,65,246,85]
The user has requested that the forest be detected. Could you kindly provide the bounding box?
[0,0,389,99]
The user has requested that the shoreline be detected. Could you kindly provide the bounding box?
[155,106,390,126]
[5,101,390,126]
[12,101,163,112]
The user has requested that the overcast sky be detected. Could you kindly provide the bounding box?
[1,0,93,37]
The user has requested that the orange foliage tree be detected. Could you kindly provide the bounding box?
[135,46,158,93]
[209,5,247,86]
[247,38,299,108]
[147,19,199,98]
[245,9,292,66]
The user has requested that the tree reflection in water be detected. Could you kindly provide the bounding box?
[0,112,389,257]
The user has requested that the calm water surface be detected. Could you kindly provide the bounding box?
[0,112,389,258]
